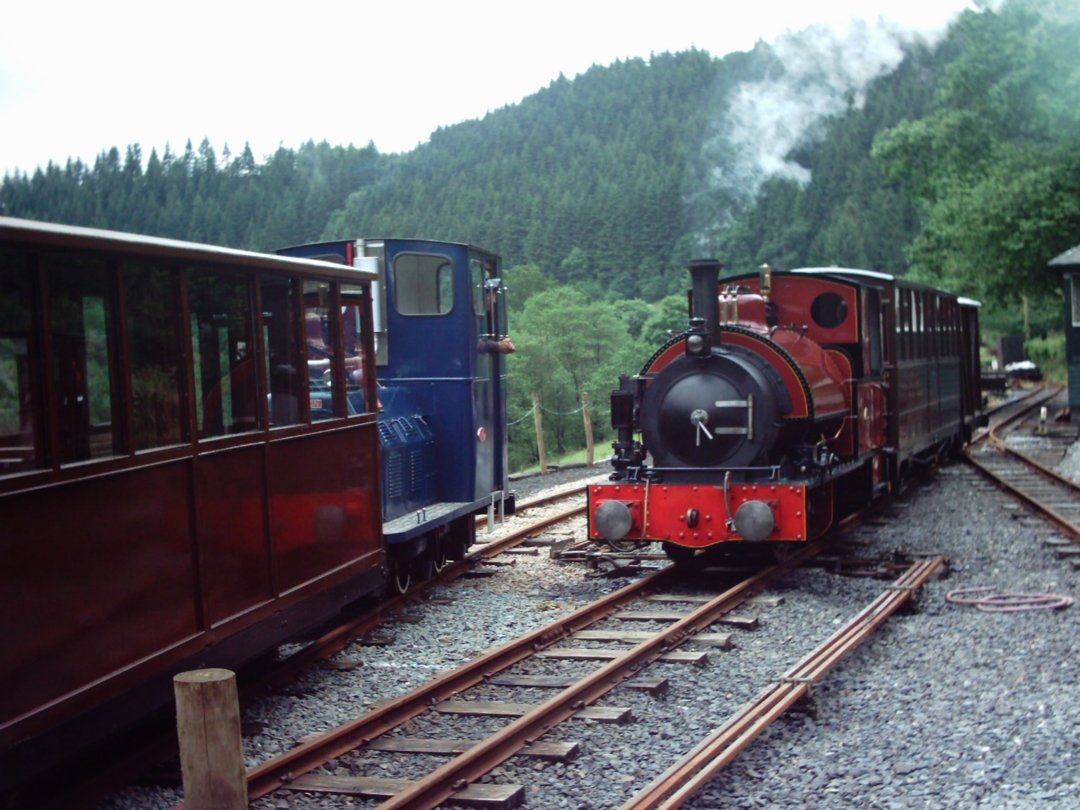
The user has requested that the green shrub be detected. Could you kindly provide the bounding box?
[1025,334,1067,383]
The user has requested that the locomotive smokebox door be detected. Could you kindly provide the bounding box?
[639,349,786,469]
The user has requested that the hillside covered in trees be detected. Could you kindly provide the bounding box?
[3,0,1077,469]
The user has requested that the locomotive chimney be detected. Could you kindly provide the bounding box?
[688,259,723,337]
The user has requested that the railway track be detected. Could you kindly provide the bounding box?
[966,386,1080,543]
[260,487,591,685]
[153,541,944,810]
[32,487,595,810]
[239,557,773,810]
[225,551,807,808]
[201,396,1067,809]
[230,391,1071,809]
[621,556,946,810]
[83,442,1043,809]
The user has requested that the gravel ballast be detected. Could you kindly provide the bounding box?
[96,460,1078,809]
[694,463,1079,809]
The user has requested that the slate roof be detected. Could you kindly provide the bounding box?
[1049,243,1080,269]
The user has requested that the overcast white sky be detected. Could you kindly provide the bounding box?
[0,1,980,178]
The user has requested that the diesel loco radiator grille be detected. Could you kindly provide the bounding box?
[384,450,404,499]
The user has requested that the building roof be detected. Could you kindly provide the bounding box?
[1049,243,1080,270]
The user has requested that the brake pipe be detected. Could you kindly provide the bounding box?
[946,587,1074,612]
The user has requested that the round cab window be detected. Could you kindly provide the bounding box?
[811,292,849,329]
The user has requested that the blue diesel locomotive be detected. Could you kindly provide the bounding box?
[278,237,515,591]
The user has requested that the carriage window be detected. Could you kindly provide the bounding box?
[912,290,921,358]
[46,255,117,463]
[899,290,909,360]
[124,263,186,450]
[341,284,369,415]
[188,269,257,438]
[942,300,952,353]
[917,292,926,357]
[394,253,453,315]
[304,280,338,421]
[0,252,39,474]
[262,276,303,427]
[932,296,942,354]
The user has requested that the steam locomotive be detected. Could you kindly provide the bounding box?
[589,259,984,561]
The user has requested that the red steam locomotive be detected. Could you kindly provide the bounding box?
[589,259,984,561]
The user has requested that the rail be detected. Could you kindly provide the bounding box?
[181,546,820,808]
[621,555,946,809]
[257,498,588,691]
[965,385,1080,541]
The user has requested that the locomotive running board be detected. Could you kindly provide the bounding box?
[383,501,477,542]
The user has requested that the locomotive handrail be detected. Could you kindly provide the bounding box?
[639,464,784,477]
[722,471,735,530]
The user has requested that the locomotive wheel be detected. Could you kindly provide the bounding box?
[431,538,451,573]
[662,541,696,566]
[389,558,412,595]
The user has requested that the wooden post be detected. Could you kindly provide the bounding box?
[174,669,248,810]
[531,389,548,474]
[582,391,595,467]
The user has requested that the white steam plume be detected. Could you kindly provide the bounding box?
[723,19,909,187]
[692,8,992,248]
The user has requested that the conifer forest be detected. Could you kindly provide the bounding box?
[3,0,1078,470]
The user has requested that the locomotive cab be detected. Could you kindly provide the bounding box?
[277,238,515,590]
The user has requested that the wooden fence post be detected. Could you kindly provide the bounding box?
[582,391,595,467]
[174,669,248,810]
[531,389,548,474]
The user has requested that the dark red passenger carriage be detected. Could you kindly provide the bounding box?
[0,217,384,789]
[589,260,984,561]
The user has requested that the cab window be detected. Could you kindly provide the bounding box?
[394,253,453,315]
